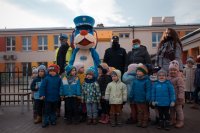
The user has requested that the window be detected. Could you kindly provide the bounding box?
[22,36,31,51]
[22,62,32,76]
[152,32,163,48]
[119,33,130,38]
[38,36,48,51]
[54,35,60,49]
[5,63,15,72]
[6,37,15,51]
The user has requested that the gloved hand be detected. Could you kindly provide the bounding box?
[170,102,175,107]
[152,101,158,106]
[123,101,126,105]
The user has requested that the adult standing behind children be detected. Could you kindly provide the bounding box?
[156,28,183,72]
[126,39,151,67]
[103,36,127,75]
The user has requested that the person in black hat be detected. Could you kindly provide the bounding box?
[103,36,127,75]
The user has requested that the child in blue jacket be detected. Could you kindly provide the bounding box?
[31,65,46,124]
[151,69,176,130]
[129,64,151,128]
[60,65,81,124]
[40,64,62,128]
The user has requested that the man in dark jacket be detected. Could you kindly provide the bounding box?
[126,39,151,67]
[56,33,70,75]
[103,36,127,75]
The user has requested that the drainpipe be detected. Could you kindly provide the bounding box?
[132,26,135,39]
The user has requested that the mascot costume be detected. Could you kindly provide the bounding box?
[69,15,100,72]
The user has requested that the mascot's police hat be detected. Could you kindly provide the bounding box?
[74,15,95,27]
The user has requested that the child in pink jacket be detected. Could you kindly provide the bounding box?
[168,60,185,128]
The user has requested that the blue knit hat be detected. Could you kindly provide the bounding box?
[65,65,76,75]
[37,65,46,72]
[86,66,96,77]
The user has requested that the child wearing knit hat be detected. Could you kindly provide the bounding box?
[60,64,81,124]
[183,57,195,103]
[168,60,185,128]
[82,67,101,125]
[129,63,151,128]
[191,55,200,109]
[151,69,175,130]
[74,62,86,122]
[39,64,62,128]
[97,63,112,124]
[31,65,47,124]
[122,63,138,124]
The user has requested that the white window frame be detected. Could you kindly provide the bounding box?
[119,33,130,38]
[22,36,31,51]
[38,36,48,51]
[152,32,163,48]
[54,35,60,50]
[6,37,15,51]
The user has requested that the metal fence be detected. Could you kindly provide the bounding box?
[0,69,30,105]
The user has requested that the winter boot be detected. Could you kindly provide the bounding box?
[157,120,163,129]
[190,103,199,109]
[175,121,184,128]
[93,118,98,125]
[104,114,110,124]
[87,118,92,125]
[99,114,106,123]
[116,114,123,127]
[34,116,42,124]
[110,114,116,127]
[164,120,171,130]
[141,121,148,128]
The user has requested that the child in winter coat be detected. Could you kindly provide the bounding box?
[40,64,62,128]
[151,69,176,130]
[74,62,86,122]
[30,67,38,119]
[105,69,127,127]
[31,65,46,124]
[183,57,196,103]
[129,64,151,128]
[168,60,185,128]
[82,67,101,125]
[149,66,161,125]
[122,63,138,124]
[191,55,200,109]
[60,64,81,124]
[97,63,112,124]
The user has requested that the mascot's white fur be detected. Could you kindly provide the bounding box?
[69,16,100,71]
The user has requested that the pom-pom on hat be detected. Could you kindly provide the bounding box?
[48,64,60,73]
[127,63,138,73]
[169,60,179,70]
[32,67,38,74]
[37,65,46,72]
[136,63,148,75]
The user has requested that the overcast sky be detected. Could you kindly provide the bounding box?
[0,0,200,29]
